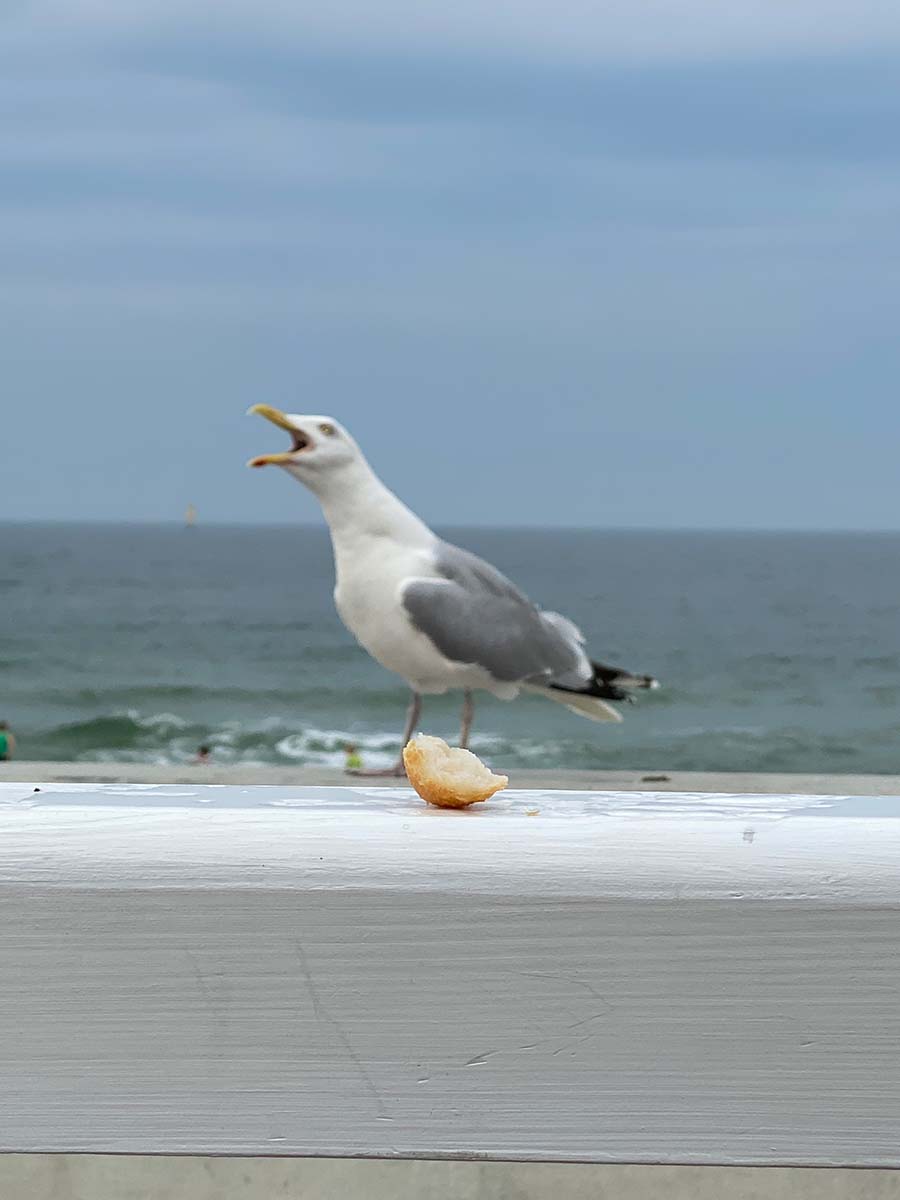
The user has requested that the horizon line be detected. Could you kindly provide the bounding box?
[2,518,900,536]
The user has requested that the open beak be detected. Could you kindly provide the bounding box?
[246,404,311,467]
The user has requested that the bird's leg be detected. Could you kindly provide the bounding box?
[459,689,475,750]
[399,689,423,750]
[346,691,422,777]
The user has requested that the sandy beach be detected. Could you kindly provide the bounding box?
[4,760,900,794]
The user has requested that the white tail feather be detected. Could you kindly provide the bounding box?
[526,685,623,723]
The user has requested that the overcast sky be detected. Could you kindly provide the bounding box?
[2,1,900,528]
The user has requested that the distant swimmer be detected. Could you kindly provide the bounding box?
[193,744,211,764]
[344,742,363,771]
[0,721,15,761]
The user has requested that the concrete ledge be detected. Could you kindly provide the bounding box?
[6,760,900,794]
[3,1157,900,1200]
[1,782,900,1165]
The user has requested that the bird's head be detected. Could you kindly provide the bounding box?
[247,406,359,481]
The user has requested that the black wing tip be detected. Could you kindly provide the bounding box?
[590,661,660,693]
[548,661,660,704]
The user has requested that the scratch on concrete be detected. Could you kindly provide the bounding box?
[295,940,388,1119]
[513,969,612,1012]
[463,1049,504,1067]
[184,950,215,1008]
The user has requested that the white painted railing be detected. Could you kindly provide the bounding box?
[1,781,898,1166]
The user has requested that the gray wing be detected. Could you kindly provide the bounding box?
[401,541,591,686]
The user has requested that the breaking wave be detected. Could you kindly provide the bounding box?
[27,707,900,773]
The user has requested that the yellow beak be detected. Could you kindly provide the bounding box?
[247,403,295,431]
[246,404,298,467]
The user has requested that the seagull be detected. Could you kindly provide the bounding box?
[248,406,659,776]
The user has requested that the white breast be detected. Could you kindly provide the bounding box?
[310,453,513,697]
[331,533,502,695]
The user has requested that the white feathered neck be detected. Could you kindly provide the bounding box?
[301,453,434,554]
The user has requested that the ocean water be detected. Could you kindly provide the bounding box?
[1,523,899,773]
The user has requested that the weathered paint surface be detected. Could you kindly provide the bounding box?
[1,783,899,1164]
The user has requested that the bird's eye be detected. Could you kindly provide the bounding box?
[318,422,337,436]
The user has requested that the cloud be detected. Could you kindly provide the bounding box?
[2,0,900,526]
[15,0,900,62]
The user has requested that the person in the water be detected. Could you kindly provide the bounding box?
[344,742,362,770]
[0,721,15,761]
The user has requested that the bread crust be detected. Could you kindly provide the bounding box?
[402,738,508,809]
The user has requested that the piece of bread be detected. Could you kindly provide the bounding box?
[403,734,508,809]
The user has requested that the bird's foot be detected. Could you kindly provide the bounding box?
[345,763,407,778]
